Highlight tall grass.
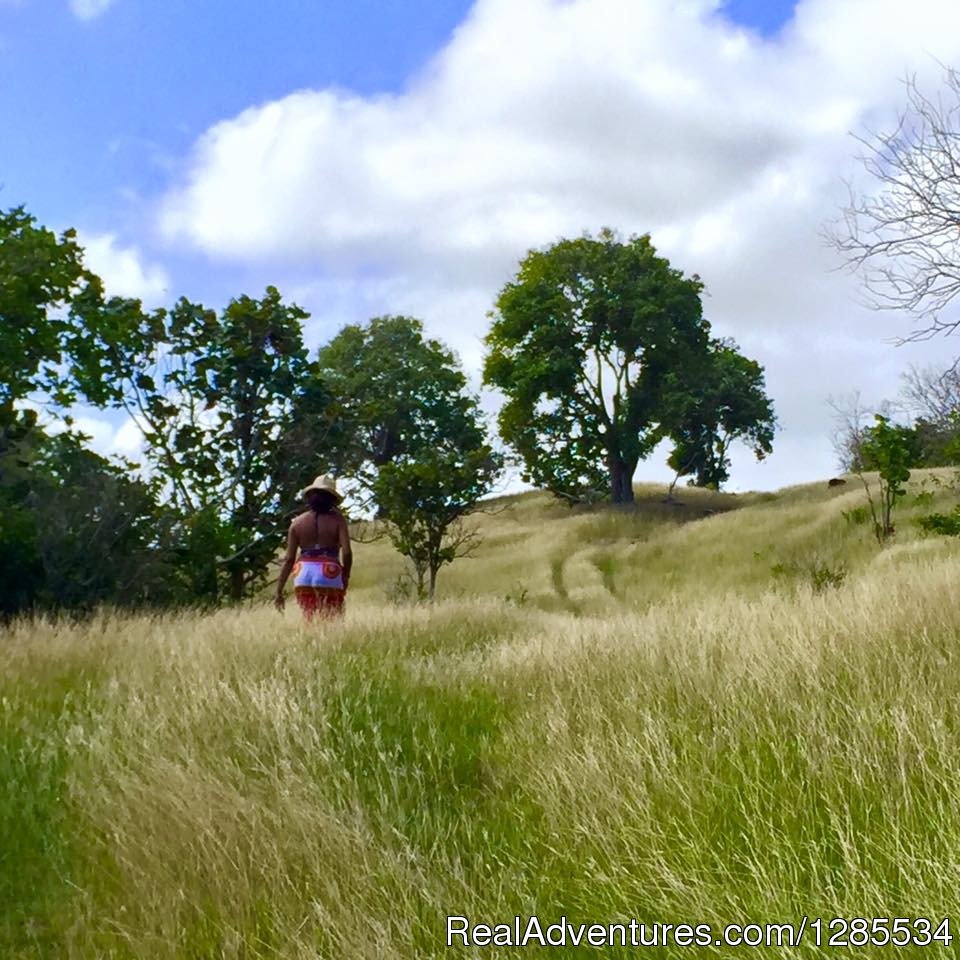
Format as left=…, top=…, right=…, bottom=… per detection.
left=4, top=475, right=960, bottom=957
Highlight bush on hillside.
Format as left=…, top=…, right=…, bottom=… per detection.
left=917, top=506, right=960, bottom=537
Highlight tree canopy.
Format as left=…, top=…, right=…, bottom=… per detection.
left=484, top=230, right=773, bottom=503
left=666, top=338, right=776, bottom=492
left=2, top=202, right=787, bottom=614
left=0, top=206, right=88, bottom=418
left=318, top=315, right=488, bottom=503
left=71, top=283, right=336, bottom=600
left=319, top=314, right=502, bottom=598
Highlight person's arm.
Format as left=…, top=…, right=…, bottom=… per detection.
left=274, top=523, right=298, bottom=610
left=338, top=513, right=353, bottom=589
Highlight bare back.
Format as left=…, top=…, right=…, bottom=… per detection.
left=290, top=509, right=345, bottom=552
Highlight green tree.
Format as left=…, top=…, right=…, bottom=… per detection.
left=858, top=415, right=918, bottom=542
left=317, top=315, right=486, bottom=507
left=373, top=445, right=501, bottom=601
left=483, top=230, right=711, bottom=504
left=0, top=426, right=177, bottom=617
left=897, top=365, right=960, bottom=466
left=319, top=316, right=503, bottom=598
left=71, top=285, right=335, bottom=601
left=0, top=206, right=88, bottom=418
left=665, top=338, right=776, bottom=494
left=907, top=414, right=960, bottom=467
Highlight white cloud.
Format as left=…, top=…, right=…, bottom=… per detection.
left=27, top=405, right=144, bottom=463
left=110, top=415, right=145, bottom=458
left=79, top=232, right=170, bottom=306
left=68, top=0, right=117, bottom=20
left=158, top=0, right=960, bottom=488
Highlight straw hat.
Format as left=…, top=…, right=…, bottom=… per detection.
left=299, top=475, right=343, bottom=502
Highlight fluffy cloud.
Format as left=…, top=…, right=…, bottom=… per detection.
left=158, top=0, right=960, bottom=488
left=68, top=0, right=117, bottom=20
left=79, top=232, right=170, bottom=306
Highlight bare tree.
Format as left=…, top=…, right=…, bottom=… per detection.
left=899, top=363, right=960, bottom=423
left=828, top=392, right=872, bottom=472
left=827, top=65, right=960, bottom=342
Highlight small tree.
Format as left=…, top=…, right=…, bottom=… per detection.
left=857, top=415, right=918, bottom=542
left=665, top=337, right=776, bottom=494
left=372, top=448, right=501, bottom=601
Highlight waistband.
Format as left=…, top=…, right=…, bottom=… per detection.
left=301, top=547, right=339, bottom=559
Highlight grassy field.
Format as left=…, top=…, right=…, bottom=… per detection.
left=5, top=472, right=960, bottom=957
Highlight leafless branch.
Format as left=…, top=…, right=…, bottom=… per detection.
left=898, top=362, right=960, bottom=423
left=349, top=518, right=389, bottom=544
left=827, top=391, right=872, bottom=472
left=825, top=64, right=960, bottom=341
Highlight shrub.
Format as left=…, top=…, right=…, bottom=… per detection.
left=917, top=507, right=960, bottom=537
left=808, top=560, right=847, bottom=593
left=841, top=505, right=870, bottom=526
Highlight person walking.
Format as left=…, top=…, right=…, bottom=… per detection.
left=275, top=475, right=352, bottom=619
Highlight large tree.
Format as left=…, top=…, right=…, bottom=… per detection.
left=319, top=314, right=502, bottom=595
left=484, top=230, right=712, bottom=503
left=317, top=315, right=486, bottom=508
left=665, top=338, right=776, bottom=492
left=828, top=66, right=960, bottom=341
left=70, top=285, right=335, bottom=600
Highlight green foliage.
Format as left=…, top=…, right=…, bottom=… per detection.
left=71, top=285, right=335, bottom=601
left=911, top=413, right=960, bottom=466
left=770, top=556, right=846, bottom=593
left=373, top=445, right=502, bottom=600
left=319, top=314, right=503, bottom=600
left=318, top=316, right=480, bottom=500
left=769, top=560, right=796, bottom=580
left=666, top=337, right=776, bottom=491
left=858, top=414, right=915, bottom=542
left=841, top=505, right=870, bottom=526
left=0, top=207, right=88, bottom=414
left=917, top=506, right=960, bottom=536
left=807, top=559, right=847, bottom=593
left=484, top=229, right=711, bottom=504
left=0, top=425, right=179, bottom=616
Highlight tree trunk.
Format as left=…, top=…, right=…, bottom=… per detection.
left=666, top=471, right=681, bottom=501
left=608, top=456, right=635, bottom=504
left=428, top=565, right=438, bottom=601
left=229, top=566, right=244, bottom=602
left=414, top=564, right=428, bottom=602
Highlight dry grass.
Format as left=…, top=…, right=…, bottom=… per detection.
left=4, top=472, right=960, bottom=957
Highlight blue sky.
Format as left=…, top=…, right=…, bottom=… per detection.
left=1, top=0, right=478, bottom=229
left=1, top=0, right=794, bottom=244
left=5, top=0, right=958, bottom=490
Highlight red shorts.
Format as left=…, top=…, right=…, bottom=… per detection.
left=295, top=586, right=345, bottom=620
left=292, top=555, right=345, bottom=621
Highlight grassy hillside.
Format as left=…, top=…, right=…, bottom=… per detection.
left=4, top=472, right=960, bottom=958
left=351, top=471, right=960, bottom=612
